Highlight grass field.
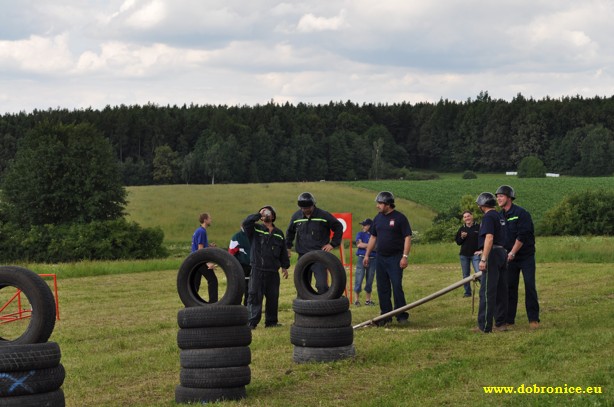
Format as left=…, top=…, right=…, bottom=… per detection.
left=43, top=261, right=612, bottom=406
left=5, top=178, right=613, bottom=406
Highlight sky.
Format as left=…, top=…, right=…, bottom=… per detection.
left=1, top=0, right=613, bottom=114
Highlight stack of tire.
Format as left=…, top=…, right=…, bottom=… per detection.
left=175, top=248, right=251, bottom=404
left=0, top=266, right=65, bottom=407
left=290, top=252, right=355, bottom=363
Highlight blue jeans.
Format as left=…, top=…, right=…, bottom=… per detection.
left=375, top=254, right=408, bottom=322
left=459, top=254, right=480, bottom=295
left=354, top=255, right=376, bottom=294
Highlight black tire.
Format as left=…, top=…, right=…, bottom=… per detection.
left=180, top=366, right=251, bottom=388
left=290, top=325, right=353, bottom=347
left=177, top=326, right=252, bottom=350
left=180, top=347, right=251, bottom=368
left=0, top=266, right=56, bottom=345
left=175, top=385, right=246, bottom=403
left=177, top=305, right=248, bottom=328
left=0, top=342, right=61, bottom=371
left=293, top=344, right=356, bottom=363
left=177, top=248, right=245, bottom=307
left=294, top=251, right=347, bottom=300
left=0, top=364, right=65, bottom=397
left=294, top=310, right=352, bottom=328
left=292, top=297, right=349, bottom=316
left=0, top=388, right=64, bottom=407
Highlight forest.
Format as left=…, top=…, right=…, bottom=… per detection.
left=1, top=91, right=613, bottom=185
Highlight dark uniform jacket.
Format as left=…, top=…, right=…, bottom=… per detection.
left=243, top=213, right=290, bottom=273
left=285, top=207, right=343, bottom=255
left=501, top=204, right=535, bottom=259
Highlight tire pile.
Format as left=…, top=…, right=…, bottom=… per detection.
left=0, top=266, right=64, bottom=407
left=291, top=251, right=355, bottom=363
left=175, top=248, right=251, bottom=404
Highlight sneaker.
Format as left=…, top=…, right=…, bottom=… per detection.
left=529, top=321, right=540, bottom=329
left=365, top=300, right=376, bottom=306
left=471, top=326, right=484, bottom=333
left=493, top=325, right=508, bottom=332
left=354, top=300, right=361, bottom=306
left=463, top=293, right=472, bottom=298
left=397, top=318, right=409, bottom=325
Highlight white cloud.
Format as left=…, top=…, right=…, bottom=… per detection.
left=1, top=0, right=614, bottom=113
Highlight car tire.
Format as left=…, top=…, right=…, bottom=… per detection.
left=294, top=310, right=352, bottom=328
left=0, top=342, right=61, bottom=371
left=293, top=251, right=347, bottom=300
left=177, top=326, right=252, bottom=350
left=180, top=347, right=251, bottom=369
left=177, top=248, right=245, bottom=307
left=291, top=297, right=349, bottom=316
left=177, top=305, right=248, bottom=329
left=290, top=325, right=353, bottom=348
left=0, top=266, right=56, bottom=345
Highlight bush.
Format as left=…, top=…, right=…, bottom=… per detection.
left=462, top=170, right=477, bottom=179
left=0, top=219, right=167, bottom=263
left=518, top=156, right=546, bottom=178
left=538, top=189, right=614, bottom=236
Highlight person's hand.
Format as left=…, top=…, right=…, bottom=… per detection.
left=287, top=249, right=292, bottom=259
left=400, top=256, right=409, bottom=269
left=281, top=268, right=289, bottom=279
left=322, top=244, right=333, bottom=252
left=479, top=260, right=487, bottom=272
left=460, top=231, right=467, bottom=239
left=363, top=257, right=370, bottom=267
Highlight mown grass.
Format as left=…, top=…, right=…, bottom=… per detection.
left=124, top=182, right=436, bottom=250
left=46, top=260, right=612, bottom=407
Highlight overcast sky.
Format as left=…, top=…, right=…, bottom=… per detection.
left=1, top=0, right=613, bottom=114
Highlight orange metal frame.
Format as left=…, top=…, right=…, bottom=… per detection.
left=0, top=273, right=60, bottom=324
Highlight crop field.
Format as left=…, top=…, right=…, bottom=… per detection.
left=349, top=175, right=614, bottom=224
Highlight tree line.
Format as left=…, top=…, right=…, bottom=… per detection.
left=1, top=91, right=613, bottom=185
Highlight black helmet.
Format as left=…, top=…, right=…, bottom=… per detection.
left=375, top=191, right=395, bottom=208
left=297, top=192, right=316, bottom=208
left=260, top=205, right=277, bottom=222
left=495, top=185, right=516, bottom=200
left=476, top=192, right=496, bottom=208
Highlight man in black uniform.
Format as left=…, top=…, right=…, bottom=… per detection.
left=242, top=206, right=290, bottom=329
left=285, top=192, right=343, bottom=294
left=496, top=185, right=540, bottom=329
left=474, top=192, right=508, bottom=333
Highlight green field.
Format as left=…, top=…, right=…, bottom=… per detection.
left=350, top=174, right=614, bottom=224
left=6, top=178, right=614, bottom=406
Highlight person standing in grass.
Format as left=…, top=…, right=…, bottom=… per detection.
left=243, top=205, right=289, bottom=329
left=474, top=192, right=508, bottom=333
left=455, top=210, right=481, bottom=297
left=354, top=218, right=377, bottom=307
left=228, top=226, right=251, bottom=306
left=496, top=185, right=540, bottom=329
left=363, top=191, right=412, bottom=326
left=285, top=192, right=343, bottom=294
left=191, top=212, right=218, bottom=303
